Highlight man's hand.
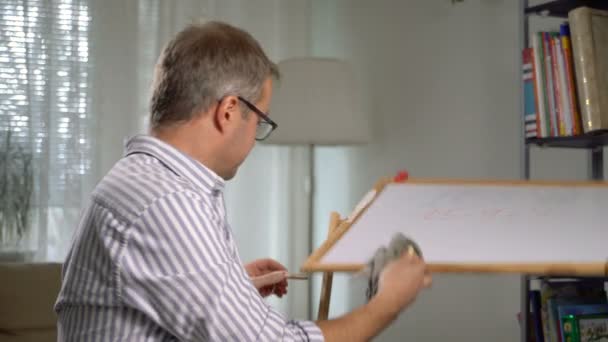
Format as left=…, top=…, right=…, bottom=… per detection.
left=245, top=258, right=288, bottom=298
left=376, top=251, right=432, bottom=315
left=316, top=251, right=432, bottom=341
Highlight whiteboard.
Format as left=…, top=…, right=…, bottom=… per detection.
left=306, top=181, right=608, bottom=275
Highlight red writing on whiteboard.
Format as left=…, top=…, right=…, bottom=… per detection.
left=422, top=208, right=550, bottom=221
left=423, top=208, right=471, bottom=220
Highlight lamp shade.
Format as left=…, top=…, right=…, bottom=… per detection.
left=265, top=57, right=371, bottom=145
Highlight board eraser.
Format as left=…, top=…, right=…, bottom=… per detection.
left=364, top=233, right=422, bottom=300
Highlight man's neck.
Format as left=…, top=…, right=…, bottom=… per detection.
left=151, top=125, right=224, bottom=179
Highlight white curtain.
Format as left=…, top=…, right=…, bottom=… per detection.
left=0, top=0, right=95, bottom=261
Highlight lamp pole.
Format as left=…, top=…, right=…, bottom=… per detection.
left=307, top=144, right=315, bottom=320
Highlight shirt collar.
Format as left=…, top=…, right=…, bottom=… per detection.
left=124, top=135, right=225, bottom=196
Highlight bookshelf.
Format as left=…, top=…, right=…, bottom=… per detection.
left=526, top=130, right=608, bottom=149
left=525, top=131, right=608, bottom=180
left=521, top=1, right=608, bottom=341
left=525, top=0, right=608, bottom=18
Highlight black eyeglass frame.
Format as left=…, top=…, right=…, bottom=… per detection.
left=237, top=96, right=278, bottom=141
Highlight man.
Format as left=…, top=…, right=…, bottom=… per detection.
left=55, top=21, right=432, bottom=341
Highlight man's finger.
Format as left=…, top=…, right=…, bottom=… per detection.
left=251, top=270, right=287, bottom=289
left=265, top=259, right=287, bottom=270
left=423, top=275, right=433, bottom=288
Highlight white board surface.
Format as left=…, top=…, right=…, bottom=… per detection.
left=321, top=183, right=608, bottom=265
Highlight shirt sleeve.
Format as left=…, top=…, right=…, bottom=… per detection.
left=119, top=190, right=324, bottom=341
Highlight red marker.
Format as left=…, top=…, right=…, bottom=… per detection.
left=394, top=170, right=408, bottom=183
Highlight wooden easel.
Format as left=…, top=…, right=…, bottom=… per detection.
left=317, top=211, right=344, bottom=320
left=316, top=175, right=405, bottom=320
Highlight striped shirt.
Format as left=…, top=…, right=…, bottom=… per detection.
left=54, top=135, right=324, bottom=341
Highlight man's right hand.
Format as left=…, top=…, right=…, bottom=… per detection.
left=316, top=251, right=432, bottom=341
left=375, top=251, right=432, bottom=316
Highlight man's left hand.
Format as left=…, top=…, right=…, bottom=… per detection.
left=245, top=258, right=288, bottom=298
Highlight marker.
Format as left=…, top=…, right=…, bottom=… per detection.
left=252, top=271, right=308, bottom=289
left=286, top=273, right=308, bottom=280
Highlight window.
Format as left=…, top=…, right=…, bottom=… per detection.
left=0, top=0, right=92, bottom=259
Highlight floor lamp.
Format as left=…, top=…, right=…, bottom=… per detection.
left=265, top=57, right=371, bottom=319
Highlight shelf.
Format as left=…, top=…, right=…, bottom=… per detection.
left=525, top=0, right=608, bottom=18
left=526, top=130, right=608, bottom=149
left=529, top=275, right=608, bottom=281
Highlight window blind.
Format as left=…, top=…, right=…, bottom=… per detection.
left=0, top=0, right=92, bottom=208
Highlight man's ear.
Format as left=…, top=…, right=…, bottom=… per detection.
left=214, top=96, right=240, bottom=133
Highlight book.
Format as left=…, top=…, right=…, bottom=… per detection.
left=578, top=314, right=608, bottom=342
left=532, top=32, right=549, bottom=137
left=558, top=304, right=608, bottom=342
left=559, top=23, right=582, bottom=136
left=543, top=31, right=559, bottom=136
left=550, top=32, right=566, bottom=136
left=523, top=48, right=539, bottom=138
left=540, top=279, right=607, bottom=341
left=568, top=7, right=608, bottom=133
left=554, top=34, right=572, bottom=135
left=531, top=290, right=546, bottom=342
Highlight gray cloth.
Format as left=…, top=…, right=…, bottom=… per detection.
left=365, top=233, right=422, bottom=300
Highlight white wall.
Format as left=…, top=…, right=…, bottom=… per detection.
left=90, top=0, right=141, bottom=180
left=309, top=0, right=605, bottom=341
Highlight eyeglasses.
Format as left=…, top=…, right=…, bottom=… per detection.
left=237, top=96, right=278, bottom=141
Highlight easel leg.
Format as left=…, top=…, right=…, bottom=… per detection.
left=317, top=269, right=334, bottom=320
left=317, top=212, right=341, bottom=320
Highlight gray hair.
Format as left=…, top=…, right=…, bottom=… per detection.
left=150, top=21, right=279, bottom=129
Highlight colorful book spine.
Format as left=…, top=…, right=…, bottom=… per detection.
left=532, top=32, right=549, bottom=137
left=560, top=23, right=582, bottom=136
left=555, top=35, right=573, bottom=136
left=523, top=48, right=538, bottom=138
left=561, top=313, right=579, bottom=342
left=543, top=32, right=558, bottom=136
left=531, top=290, right=546, bottom=342
left=550, top=33, right=566, bottom=136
